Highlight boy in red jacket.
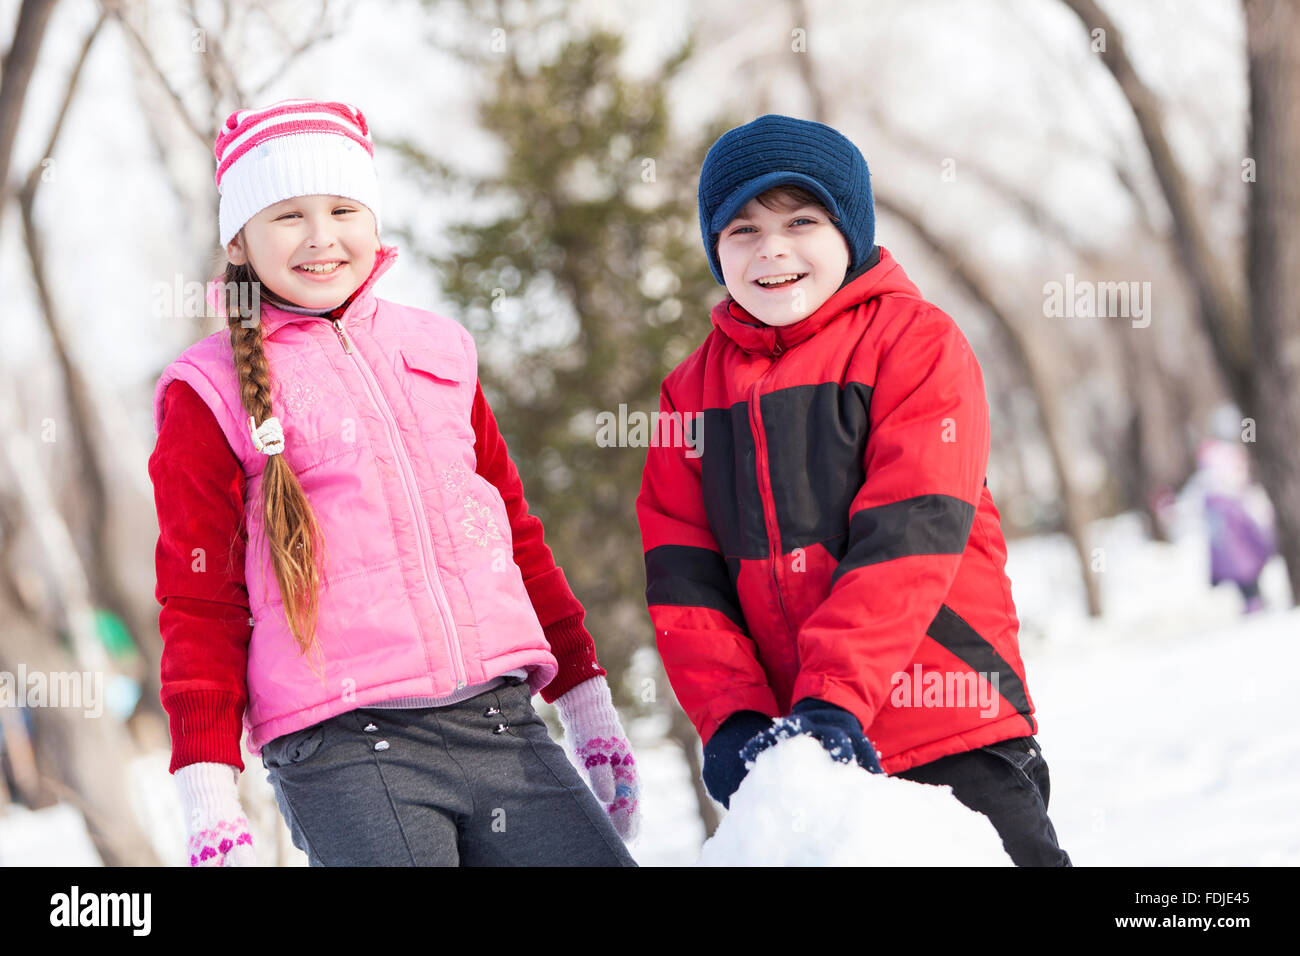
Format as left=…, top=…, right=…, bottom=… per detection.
left=636, top=114, right=1070, bottom=866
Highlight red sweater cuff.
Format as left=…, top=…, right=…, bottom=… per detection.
left=164, top=689, right=247, bottom=774
left=540, top=613, right=606, bottom=703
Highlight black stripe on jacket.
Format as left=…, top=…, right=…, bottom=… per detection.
left=927, top=603, right=1036, bottom=733
left=830, top=494, right=976, bottom=587
left=699, top=403, right=768, bottom=559
left=644, top=544, right=747, bottom=629
left=760, top=382, right=873, bottom=556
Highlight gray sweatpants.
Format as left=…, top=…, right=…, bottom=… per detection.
left=260, top=677, right=637, bottom=866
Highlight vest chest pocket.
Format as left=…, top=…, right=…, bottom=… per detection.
left=399, top=344, right=470, bottom=413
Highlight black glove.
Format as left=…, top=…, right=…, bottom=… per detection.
left=740, top=697, right=883, bottom=773
left=701, top=710, right=774, bottom=809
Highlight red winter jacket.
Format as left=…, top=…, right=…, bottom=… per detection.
left=636, top=246, right=1037, bottom=774
left=151, top=377, right=603, bottom=774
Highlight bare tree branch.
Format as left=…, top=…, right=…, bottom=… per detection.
left=100, top=0, right=211, bottom=150
left=1058, top=0, right=1252, bottom=409
left=877, top=193, right=1103, bottom=615
left=248, top=0, right=341, bottom=100
left=16, top=11, right=164, bottom=720
left=28, top=10, right=105, bottom=185
left=0, top=0, right=59, bottom=210
left=185, top=0, right=230, bottom=123
left=784, top=0, right=1103, bottom=615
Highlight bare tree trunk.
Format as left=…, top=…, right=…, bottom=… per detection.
left=18, top=187, right=166, bottom=722
left=1060, top=0, right=1299, bottom=604
left=1104, top=320, right=1171, bottom=542
left=0, top=612, right=161, bottom=865
left=0, top=388, right=160, bottom=865
left=0, top=386, right=108, bottom=681
left=0, top=0, right=59, bottom=207
left=0, top=701, right=38, bottom=805
left=1244, top=0, right=1300, bottom=605
left=14, top=11, right=167, bottom=726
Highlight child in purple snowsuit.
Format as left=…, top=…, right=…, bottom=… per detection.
left=1198, top=439, right=1275, bottom=613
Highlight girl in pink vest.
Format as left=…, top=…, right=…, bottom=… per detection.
left=149, top=99, right=638, bottom=866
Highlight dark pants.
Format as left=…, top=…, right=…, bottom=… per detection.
left=894, top=735, right=1072, bottom=866
left=260, top=677, right=637, bottom=866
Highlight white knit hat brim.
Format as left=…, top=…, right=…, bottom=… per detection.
left=218, top=131, right=381, bottom=247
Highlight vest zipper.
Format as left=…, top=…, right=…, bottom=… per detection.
left=334, top=321, right=355, bottom=353
left=332, top=316, right=468, bottom=690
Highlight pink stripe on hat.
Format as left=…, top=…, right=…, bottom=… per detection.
left=214, top=100, right=372, bottom=187
left=216, top=120, right=374, bottom=185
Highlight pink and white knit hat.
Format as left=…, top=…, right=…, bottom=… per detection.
left=214, top=98, right=382, bottom=247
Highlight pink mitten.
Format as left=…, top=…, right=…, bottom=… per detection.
left=554, top=676, right=640, bottom=841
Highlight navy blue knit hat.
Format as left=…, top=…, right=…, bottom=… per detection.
left=698, top=114, right=875, bottom=285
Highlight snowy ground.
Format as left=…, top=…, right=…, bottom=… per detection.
left=3, top=491, right=1296, bottom=865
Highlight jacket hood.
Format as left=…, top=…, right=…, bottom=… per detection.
left=204, top=243, right=400, bottom=337
left=709, top=245, right=922, bottom=356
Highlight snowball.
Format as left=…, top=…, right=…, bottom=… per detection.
left=697, top=735, right=1011, bottom=866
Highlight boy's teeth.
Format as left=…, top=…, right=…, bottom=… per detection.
left=756, top=273, right=803, bottom=286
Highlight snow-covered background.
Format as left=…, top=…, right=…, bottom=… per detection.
left=4, top=479, right=1294, bottom=866
left=0, top=0, right=1292, bottom=867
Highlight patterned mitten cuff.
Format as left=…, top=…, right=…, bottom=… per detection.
left=175, top=762, right=256, bottom=867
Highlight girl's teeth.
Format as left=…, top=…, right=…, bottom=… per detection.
left=299, top=262, right=342, bottom=273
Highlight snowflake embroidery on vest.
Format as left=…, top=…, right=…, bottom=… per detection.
left=281, top=381, right=321, bottom=416
left=460, top=496, right=503, bottom=547
left=439, top=460, right=473, bottom=495
left=438, top=461, right=503, bottom=547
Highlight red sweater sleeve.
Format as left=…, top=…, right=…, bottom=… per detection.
left=149, top=380, right=251, bottom=774
left=470, top=380, right=606, bottom=701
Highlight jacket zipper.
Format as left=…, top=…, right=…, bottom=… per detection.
left=332, top=317, right=468, bottom=690
left=748, top=339, right=796, bottom=641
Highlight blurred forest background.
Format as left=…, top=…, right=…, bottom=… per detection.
left=0, top=0, right=1296, bottom=865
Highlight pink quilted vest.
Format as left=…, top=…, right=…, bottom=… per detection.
left=152, top=245, right=558, bottom=754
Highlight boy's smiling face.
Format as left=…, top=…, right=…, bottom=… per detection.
left=716, top=192, right=850, bottom=327
left=225, top=194, right=380, bottom=310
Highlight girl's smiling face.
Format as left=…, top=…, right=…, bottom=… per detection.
left=225, top=194, right=380, bottom=310
left=716, top=195, right=849, bottom=327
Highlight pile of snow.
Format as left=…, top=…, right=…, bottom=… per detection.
left=697, top=736, right=1011, bottom=866
left=0, top=803, right=101, bottom=866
